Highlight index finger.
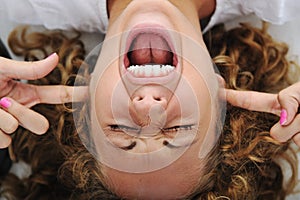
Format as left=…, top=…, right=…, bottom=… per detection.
left=225, top=89, right=281, bottom=116
left=0, top=53, right=58, bottom=80
left=35, top=85, right=88, bottom=105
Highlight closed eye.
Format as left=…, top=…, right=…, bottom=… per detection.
left=109, top=124, right=140, bottom=132
left=107, top=125, right=138, bottom=150
left=108, top=124, right=196, bottom=150
left=162, top=124, right=194, bottom=133
left=162, top=124, right=197, bottom=148
left=109, top=124, right=195, bottom=134
left=110, top=124, right=194, bottom=133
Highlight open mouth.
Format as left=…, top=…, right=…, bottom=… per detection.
left=124, top=25, right=179, bottom=78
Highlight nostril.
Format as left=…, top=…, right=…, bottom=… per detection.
left=134, top=96, right=162, bottom=101
left=133, top=95, right=166, bottom=104
left=133, top=96, right=144, bottom=101
left=154, top=97, right=162, bottom=101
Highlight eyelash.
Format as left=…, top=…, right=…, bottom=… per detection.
left=109, top=124, right=139, bottom=132
left=162, top=125, right=194, bottom=133
left=108, top=124, right=195, bottom=150
left=109, top=124, right=194, bottom=133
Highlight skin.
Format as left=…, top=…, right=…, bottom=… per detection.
left=87, top=0, right=220, bottom=199
left=226, top=83, right=300, bottom=146
left=0, top=0, right=216, bottom=149
left=107, top=0, right=216, bottom=25
left=1, top=0, right=299, bottom=199
left=0, top=54, right=88, bottom=148
left=89, top=1, right=300, bottom=198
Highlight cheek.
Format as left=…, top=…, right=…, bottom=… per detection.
left=93, top=62, right=123, bottom=124
left=180, top=61, right=215, bottom=149
left=194, top=79, right=213, bottom=150
left=196, top=81, right=212, bottom=123
left=178, top=62, right=212, bottom=124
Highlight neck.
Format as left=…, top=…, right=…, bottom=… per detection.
left=107, top=0, right=216, bottom=21
left=192, top=0, right=216, bottom=19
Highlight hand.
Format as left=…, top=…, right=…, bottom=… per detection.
left=225, top=82, right=300, bottom=147
left=0, top=53, right=88, bottom=148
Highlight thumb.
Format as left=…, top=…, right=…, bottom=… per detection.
left=225, top=89, right=281, bottom=116
left=0, top=53, right=59, bottom=80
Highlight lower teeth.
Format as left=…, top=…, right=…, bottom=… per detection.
left=127, top=64, right=175, bottom=77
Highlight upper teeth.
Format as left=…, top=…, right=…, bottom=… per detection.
left=127, top=64, right=175, bottom=77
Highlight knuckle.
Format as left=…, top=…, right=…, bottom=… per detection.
left=293, top=134, right=300, bottom=147
left=278, top=91, right=298, bottom=109
left=4, top=119, right=19, bottom=134
left=270, top=128, right=279, bottom=141
left=277, top=91, right=287, bottom=103
left=241, top=100, right=250, bottom=110
left=0, top=131, right=12, bottom=148
left=240, top=92, right=252, bottom=109
left=271, top=114, right=300, bottom=143
left=278, top=89, right=297, bottom=103
left=270, top=125, right=285, bottom=143
left=294, top=114, right=300, bottom=122
left=278, top=90, right=286, bottom=97
left=60, top=87, right=71, bottom=103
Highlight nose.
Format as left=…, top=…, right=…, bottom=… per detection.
left=130, top=85, right=169, bottom=128
left=133, top=94, right=167, bottom=113
left=131, top=93, right=168, bottom=136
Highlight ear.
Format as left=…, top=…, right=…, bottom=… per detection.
left=215, top=73, right=226, bottom=101
left=215, top=73, right=225, bottom=88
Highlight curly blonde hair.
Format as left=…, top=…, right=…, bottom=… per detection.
left=0, top=23, right=298, bottom=200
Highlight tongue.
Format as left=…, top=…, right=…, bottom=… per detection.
left=128, top=33, right=173, bottom=66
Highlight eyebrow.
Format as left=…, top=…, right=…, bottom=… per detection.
left=119, top=140, right=176, bottom=151
left=163, top=136, right=199, bottom=149
left=163, top=140, right=178, bottom=148
left=163, top=140, right=187, bottom=149
left=120, top=141, right=137, bottom=150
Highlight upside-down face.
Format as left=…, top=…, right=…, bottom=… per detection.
left=83, top=0, right=223, bottom=199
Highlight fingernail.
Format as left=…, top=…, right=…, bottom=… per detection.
left=280, top=109, right=287, bottom=126
left=47, top=52, right=57, bottom=59
left=0, top=98, right=12, bottom=109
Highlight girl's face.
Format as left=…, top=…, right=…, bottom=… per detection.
left=84, top=0, right=223, bottom=199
